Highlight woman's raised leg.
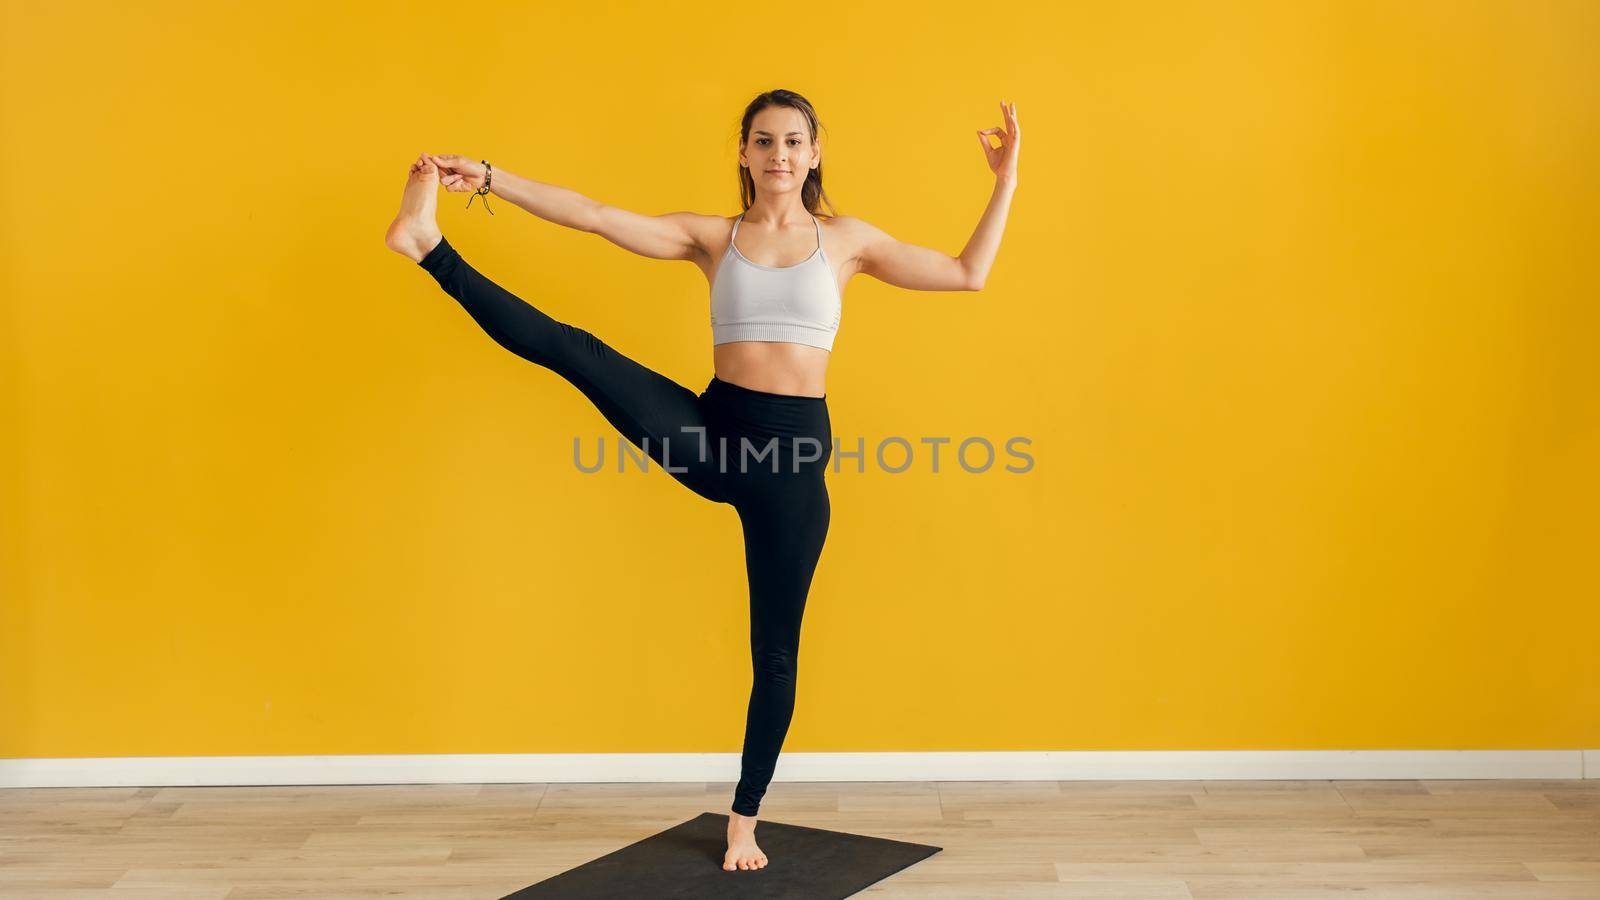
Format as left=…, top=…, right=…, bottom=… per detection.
left=386, top=155, right=725, bottom=503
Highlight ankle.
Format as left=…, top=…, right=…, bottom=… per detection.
left=414, top=232, right=443, bottom=262
left=385, top=227, right=441, bottom=264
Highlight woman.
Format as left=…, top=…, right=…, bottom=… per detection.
left=384, top=89, right=1020, bottom=873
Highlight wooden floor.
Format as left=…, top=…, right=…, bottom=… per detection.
left=3, top=779, right=1598, bottom=898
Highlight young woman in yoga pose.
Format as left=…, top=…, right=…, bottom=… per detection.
left=384, top=89, right=1019, bottom=873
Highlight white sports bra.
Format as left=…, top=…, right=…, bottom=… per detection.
left=710, top=212, right=842, bottom=351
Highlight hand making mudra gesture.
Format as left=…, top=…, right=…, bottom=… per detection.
left=977, top=100, right=1021, bottom=181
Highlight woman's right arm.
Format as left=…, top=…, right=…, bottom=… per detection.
left=430, top=154, right=710, bottom=263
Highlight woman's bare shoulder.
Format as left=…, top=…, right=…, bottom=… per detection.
left=678, top=212, right=739, bottom=248
left=816, top=214, right=881, bottom=263
left=821, top=213, right=876, bottom=232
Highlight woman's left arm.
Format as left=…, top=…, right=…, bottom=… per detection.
left=855, top=100, right=1020, bottom=292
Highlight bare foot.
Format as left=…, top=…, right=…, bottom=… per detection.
left=384, top=153, right=444, bottom=263
left=724, top=812, right=768, bottom=871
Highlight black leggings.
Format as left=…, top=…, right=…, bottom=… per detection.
left=417, top=236, right=831, bottom=818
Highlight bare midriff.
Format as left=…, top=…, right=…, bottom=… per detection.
left=713, top=341, right=830, bottom=398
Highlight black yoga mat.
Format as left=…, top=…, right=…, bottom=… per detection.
left=501, top=811, right=942, bottom=899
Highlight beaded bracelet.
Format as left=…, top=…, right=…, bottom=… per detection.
left=466, top=159, right=495, bottom=214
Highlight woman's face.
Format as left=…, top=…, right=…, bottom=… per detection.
left=741, top=106, right=818, bottom=195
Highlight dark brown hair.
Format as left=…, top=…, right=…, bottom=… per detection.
left=736, top=89, right=840, bottom=218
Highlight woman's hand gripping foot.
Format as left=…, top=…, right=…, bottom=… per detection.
left=384, top=153, right=445, bottom=263
left=724, top=811, right=769, bottom=871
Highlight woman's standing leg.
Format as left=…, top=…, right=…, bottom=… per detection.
left=729, top=471, right=832, bottom=817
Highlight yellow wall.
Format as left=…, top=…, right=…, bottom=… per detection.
left=2, top=0, right=1595, bottom=758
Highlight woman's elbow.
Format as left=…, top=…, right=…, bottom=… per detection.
left=958, top=259, right=988, bottom=292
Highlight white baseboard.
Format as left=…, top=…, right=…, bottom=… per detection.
left=1, top=750, right=1593, bottom=789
